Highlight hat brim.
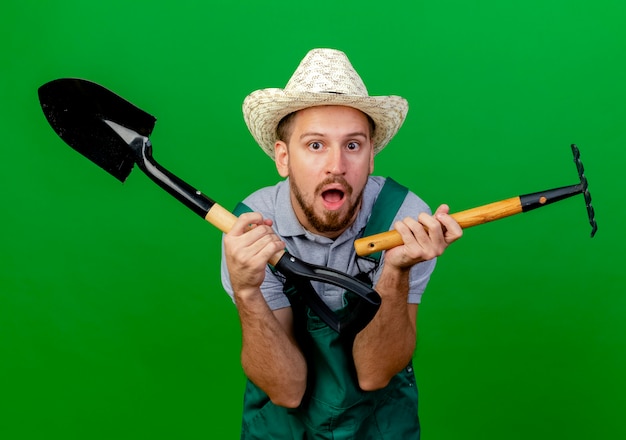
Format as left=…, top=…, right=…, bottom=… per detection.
left=243, top=89, right=408, bottom=159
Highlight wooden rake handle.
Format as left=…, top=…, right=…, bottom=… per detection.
left=354, top=197, right=523, bottom=256
left=354, top=183, right=586, bottom=257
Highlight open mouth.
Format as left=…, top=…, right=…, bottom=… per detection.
left=321, top=188, right=346, bottom=210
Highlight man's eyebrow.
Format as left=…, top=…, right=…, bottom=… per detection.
left=345, top=131, right=369, bottom=139
left=299, top=132, right=326, bottom=139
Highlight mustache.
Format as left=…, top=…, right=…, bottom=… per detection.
left=315, top=176, right=353, bottom=197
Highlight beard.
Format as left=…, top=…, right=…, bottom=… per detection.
left=290, top=174, right=364, bottom=235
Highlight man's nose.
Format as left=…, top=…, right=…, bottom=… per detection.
left=326, top=147, right=346, bottom=175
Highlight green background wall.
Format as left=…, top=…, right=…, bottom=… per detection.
left=1, top=1, right=624, bottom=438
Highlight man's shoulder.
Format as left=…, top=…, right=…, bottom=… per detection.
left=241, top=180, right=288, bottom=213
left=368, top=176, right=431, bottom=216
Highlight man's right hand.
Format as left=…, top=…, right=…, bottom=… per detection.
left=223, top=212, right=285, bottom=298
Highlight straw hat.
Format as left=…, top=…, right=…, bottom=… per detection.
left=242, top=48, right=409, bottom=159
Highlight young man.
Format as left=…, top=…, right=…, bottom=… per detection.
left=221, top=48, right=462, bottom=438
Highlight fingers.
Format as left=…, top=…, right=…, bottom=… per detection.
left=229, top=212, right=273, bottom=235
left=393, top=218, right=438, bottom=263
left=388, top=204, right=463, bottom=268
left=433, top=204, right=463, bottom=244
left=229, top=213, right=277, bottom=249
left=416, top=204, right=462, bottom=246
left=228, top=213, right=284, bottom=258
left=224, top=213, right=285, bottom=293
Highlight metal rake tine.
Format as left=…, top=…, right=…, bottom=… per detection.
left=571, top=144, right=598, bottom=237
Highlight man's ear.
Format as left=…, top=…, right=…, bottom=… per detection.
left=275, top=141, right=289, bottom=177
left=369, top=144, right=375, bottom=175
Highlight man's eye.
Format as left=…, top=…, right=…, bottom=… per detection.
left=347, top=142, right=360, bottom=151
left=309, top=142, right=323, bottom=150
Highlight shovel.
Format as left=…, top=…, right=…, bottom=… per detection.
left=38, top=78, right=380, bottom=335
left=355, top=144, right=597, bottom=257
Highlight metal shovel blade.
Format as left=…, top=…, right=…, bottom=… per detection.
left=37, top=77, right=381, bottom=335
left=37, top=78, right=157, bottom=182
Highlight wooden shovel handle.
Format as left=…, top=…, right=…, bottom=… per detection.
left=204, top=203, right=283, bottom=266
left=204, top=203, right=238, bottom=234
left=354, top=197, right=524, bottom=257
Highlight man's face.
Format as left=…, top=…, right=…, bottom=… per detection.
left=274, top=105, right=375, bottom=238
